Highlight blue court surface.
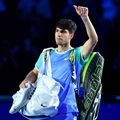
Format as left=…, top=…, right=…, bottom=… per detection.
left=0, top=96, right=120, bottom=120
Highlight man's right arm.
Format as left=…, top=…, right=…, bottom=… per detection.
left=19, top=67, right=38, bottom=88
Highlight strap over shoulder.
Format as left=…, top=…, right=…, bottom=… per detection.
left=43, top=47, right=55, bottom=63
left=43, top=47, right=55, bottom=52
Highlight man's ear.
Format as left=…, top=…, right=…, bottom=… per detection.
left=70, top=33, right=74, bottom=39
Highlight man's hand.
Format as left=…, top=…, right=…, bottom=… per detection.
left=73, top=5, right=88, bottom=18
left=19, top=80, right=29, bottom=88
left=19, top=69, right=37, bottom=89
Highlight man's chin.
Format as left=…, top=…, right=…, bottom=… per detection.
left=56, top=42, right=62, bottom=45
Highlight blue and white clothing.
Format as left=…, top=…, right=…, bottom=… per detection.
left=35, top=46, right=89, bottom=118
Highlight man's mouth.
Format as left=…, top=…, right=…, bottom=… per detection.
left=57, top=38, right=62, bottom=41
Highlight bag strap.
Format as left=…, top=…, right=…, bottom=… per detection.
left=69, top=49, right=77, bottom=80
left=44, top=48, right=54, bottom=63
left=43, top=48, right=54, bottom=77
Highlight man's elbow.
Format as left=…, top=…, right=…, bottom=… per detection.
left=92, top=35, right=98, bottom=45
left=95, top=35, right=98, bottom=43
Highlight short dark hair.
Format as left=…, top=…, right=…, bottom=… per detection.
left=55, top=19, right=77, bottom=33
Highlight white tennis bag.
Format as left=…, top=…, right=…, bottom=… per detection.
left=20, top=74, right=62, bottom=118
left=20, top=49, right=63, bottom=118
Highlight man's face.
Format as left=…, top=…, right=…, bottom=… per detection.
left=55, top=27, right=73, bottom=46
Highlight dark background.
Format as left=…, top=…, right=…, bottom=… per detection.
left=0, top=0, right=120, bottom=103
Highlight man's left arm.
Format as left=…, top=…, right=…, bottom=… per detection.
left=74, top=5, right=98, bottom=59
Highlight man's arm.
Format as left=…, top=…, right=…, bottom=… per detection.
left=74, top=5, right=98, bottom=59
left=19, top=67, right=38, bottom=88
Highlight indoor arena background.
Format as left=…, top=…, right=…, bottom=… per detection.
left=0, top=0, right=120, bottom=119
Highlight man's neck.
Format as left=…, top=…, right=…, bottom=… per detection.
left=57, top=45, right=72, bottom=52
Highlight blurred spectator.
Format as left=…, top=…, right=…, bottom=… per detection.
left=0, top=40, right=20, bottom=94
left=0, top=0, right=6, bottom=12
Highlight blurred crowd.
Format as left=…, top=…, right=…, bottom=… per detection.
left=0, top=0, right=120, bottom=100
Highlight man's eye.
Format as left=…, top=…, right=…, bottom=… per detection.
left=55, top=29, right=67, bottom=33
left=61, top=30, right=67, bottom=33
left=55, top=29, right=59, bottom=32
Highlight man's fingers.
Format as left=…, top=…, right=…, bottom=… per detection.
left=73, top=5, right=77, bottom=8
left=73, top=5, right=78, bottom=11
left=73, top=5, right=82, bottom=13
